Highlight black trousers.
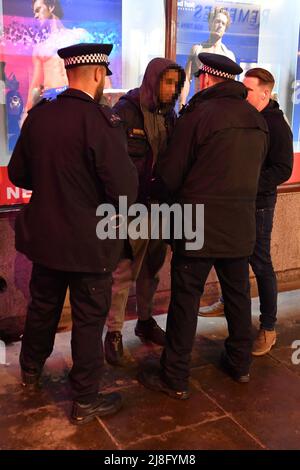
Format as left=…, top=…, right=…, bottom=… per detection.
left=20, top=263, right=112, bottom=403
left=161, top=254, right=252, bottom=390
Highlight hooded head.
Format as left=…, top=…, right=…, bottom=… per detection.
left=140, top=58, right=185, bottom=112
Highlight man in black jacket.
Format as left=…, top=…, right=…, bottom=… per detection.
left=138, top=53, right=269, bottom=397
left=104, top=59, right=185, bottom=366
left=200, top=68, right=294, bottom=356
left=243, top=68, right=294, bottom=355
left=8, top=43, right=138, bottom=424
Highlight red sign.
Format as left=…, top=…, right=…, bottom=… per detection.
left=1, top=153, right=299, bottom=208
left=0, top=166, right=31, bottom=206
left=288, top=152, right=300, bottom=184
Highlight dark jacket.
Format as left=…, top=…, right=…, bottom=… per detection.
left=112, top=58, right=185, bottom=204
left=256, top=99, right=294, bottom=208
left=158, top=80, right=269, bottom=258
left=8, top=88, right=138, bottom=273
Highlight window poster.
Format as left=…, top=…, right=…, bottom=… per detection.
left=0, top=0, right=122, bottom=206
left=291, top=28, right=300, bottom=183
left=177, top=1, right=260, bottom=102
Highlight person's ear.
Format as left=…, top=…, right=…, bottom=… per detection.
left=199, top=73, right=208, bottom=90
left=198, top=74, right=204, bottom=90
left=95, top=66, right=106, bottom=83
left=49, top=5, right=55, bottom=15
left=205, top=73, right=211, bottom=88
left=95, top=67, right=100, bottom=83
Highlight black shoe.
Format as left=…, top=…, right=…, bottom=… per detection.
left=21, top=367, right=42, bottom=391
left=71, top=392, right=122, bottom=425
left=220, top=352, right=250, bottom=383
left=137, top=370, right=190, bottom=400
left=104, top=331, right=124, bottom=366
left=135, top=318, right=165, bottom=346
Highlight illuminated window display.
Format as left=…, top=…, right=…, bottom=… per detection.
left=0, top=0, right=300, bottom=208
left=177, top=0, right=300, bottom=184
left=0, top=0, right=165, bottom=205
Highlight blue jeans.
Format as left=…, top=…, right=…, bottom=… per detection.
left=249, top=207, right=277, bottom=331
left=220, top=208, right=277, bottom=330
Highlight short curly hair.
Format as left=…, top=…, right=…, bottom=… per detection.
left=32, top=0, right=64, bottom=19
left=208, top=7, right=231, bottom=31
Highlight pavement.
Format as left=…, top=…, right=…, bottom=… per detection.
left=0, top=289, right=300, bottom=450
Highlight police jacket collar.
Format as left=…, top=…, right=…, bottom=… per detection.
left=58, top=88, right=96, bottom=103
left=190, top=80, right=248, bottom=107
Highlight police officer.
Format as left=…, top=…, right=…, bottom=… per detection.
left=8, top=43, right=138, bottom=424
left=138, top=53, right=269, bottom=397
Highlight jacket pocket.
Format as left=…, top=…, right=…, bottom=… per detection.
left=127, top=128, right=150, bottom=157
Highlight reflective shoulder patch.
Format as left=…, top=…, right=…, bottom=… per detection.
left=98, top=104, right=122, bottom=127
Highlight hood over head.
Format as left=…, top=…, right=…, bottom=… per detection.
left=140, top=58, right=185, bottom=112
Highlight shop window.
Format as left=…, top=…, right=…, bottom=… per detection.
left=0, top=0, right=165, bottom=206
left=176, top=0, right=300, bottom=184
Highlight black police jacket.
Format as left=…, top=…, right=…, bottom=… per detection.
left=158, top=80, right=269, bottom=258
left=8, top=89, right=138, bottom=273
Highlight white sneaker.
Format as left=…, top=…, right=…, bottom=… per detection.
left=198, top=300, right=224, bottom=317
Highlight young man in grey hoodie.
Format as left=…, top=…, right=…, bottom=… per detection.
left=104, top=58, right=185, bottom=366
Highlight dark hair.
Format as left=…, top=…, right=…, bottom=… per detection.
left=208, top=7, right=231, bottom=31
left=245, top=68, right=275, bottom=90
left=32, top=0, right=64, bottom=19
